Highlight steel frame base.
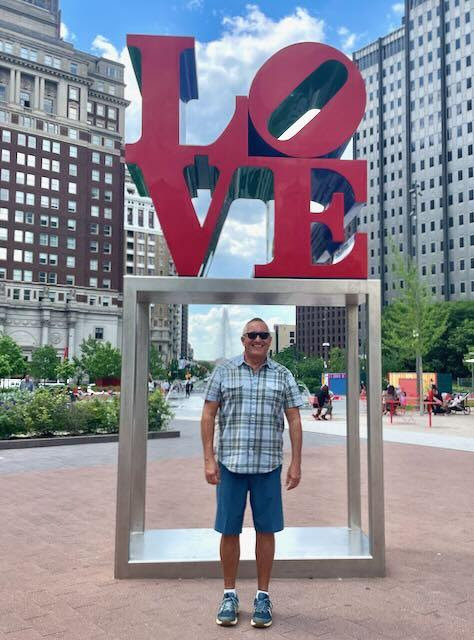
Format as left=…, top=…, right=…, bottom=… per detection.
left=115, top=277, right=385, bottom=579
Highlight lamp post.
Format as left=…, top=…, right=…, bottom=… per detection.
left=322, top=341, right=330, bottom=381
left=410, top=181, right=424, bottom=414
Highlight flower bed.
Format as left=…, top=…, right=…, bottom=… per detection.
left=0, top=387, right=173, bottom=440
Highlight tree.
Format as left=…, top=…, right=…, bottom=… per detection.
left=463, top=346, right=474, bottom=390
left=0, top=334, right=25, bottom=377
left=56, top=359, right=76, bottom=383
left=382, top=255, right=449, bottom=411
left=167, top=358, right=179, bottom=380
left=30, top=345, right=59, bottom=381
left=79, top=338, right=121, bottom=382
left=195, top=360, right=213, bottom=374
left=273, top=346, right=325, bottom=392
left=149, top=345, right=167, bottom=380
left=328, top=347, right=345, bottom=373
left=424, top=303, right=474, bottom=378
left=0, top=353, right=12, bottom=385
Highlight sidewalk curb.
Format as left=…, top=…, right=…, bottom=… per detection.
left=0, top=430, right=180, bottom=450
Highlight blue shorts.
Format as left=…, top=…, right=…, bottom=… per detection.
left=215, top=462, right=284, bottom=535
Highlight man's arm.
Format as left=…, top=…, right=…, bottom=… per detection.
left=284, top=406, right=302, bottom=490
left=201, top=399, right=220, bottom=484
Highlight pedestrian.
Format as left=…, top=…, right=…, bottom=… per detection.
left=185, top=380, right=191, bottom=398
left=19, top=374, right=34, bottom=392
left=312, top=384, right=330, bottom=420
left=201, top=317, right=303, bottom=628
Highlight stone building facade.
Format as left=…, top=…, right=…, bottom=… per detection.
left=0, top=0, right=127, bottom=359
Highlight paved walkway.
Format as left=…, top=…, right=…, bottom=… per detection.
left=0, top=405, right=473, bottom=639
left=174, top=394, right=474, bottom=452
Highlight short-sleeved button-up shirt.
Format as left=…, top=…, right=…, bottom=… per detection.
left=205, top=354, right=303, bottom=474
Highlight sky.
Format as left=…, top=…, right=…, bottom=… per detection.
left=59, top=0, right=405, bottom=360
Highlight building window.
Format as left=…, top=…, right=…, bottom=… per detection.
left=95, top=327, right=104, bottom=340
left=68, top=104, right=79, bottom=120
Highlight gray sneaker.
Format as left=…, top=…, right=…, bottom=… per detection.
left=216, top=592, right=239, bottom=626
left=251, top=593, right=273, bottom=628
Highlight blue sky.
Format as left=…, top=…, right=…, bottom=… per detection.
left=59, top=1, right=405, bottom=360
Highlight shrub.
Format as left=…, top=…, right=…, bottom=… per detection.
left=148, top=389, right=174, bottom=431
left=0, top=390, right=29, bottom=438
left=23, top=388, right=69, bottom=437
left=64, top=396, right=120, bottom=434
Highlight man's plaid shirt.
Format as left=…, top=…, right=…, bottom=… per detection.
left=204, top=354, right=303, bottom=474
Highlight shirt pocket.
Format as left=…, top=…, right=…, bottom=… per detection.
left=221, top=379, right=243, bottom=404
left=263, top=379, right=285, bottom=414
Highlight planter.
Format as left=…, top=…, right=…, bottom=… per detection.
left=0, top=430, right=180, bottom=450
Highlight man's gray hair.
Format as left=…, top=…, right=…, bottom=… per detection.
left=242, top=317, right=269, bottom=335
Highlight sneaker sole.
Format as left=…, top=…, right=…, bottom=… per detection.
left=216, top=617, right=238, bottom=626
left=251, top=619, right=272, bottom=628
left=216, top=607, right=239, bottom=626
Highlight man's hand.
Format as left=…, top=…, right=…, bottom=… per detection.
left=286, top=461, right=301, bottom=490
left=204, top=457, right=220, bottom=485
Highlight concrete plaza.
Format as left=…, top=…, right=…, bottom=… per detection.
left=0, top=397, right=473, bottom=639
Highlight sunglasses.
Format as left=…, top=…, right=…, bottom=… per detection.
left=244, top=331, right=270, bottom=340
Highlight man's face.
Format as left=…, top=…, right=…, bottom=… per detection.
left=241, top=320, right=272, bottom=360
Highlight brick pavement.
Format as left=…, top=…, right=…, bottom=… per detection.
left=0, top=423, right=473, bottom=639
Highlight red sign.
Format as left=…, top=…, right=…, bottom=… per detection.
left=126, top=36, right=367, bottom=278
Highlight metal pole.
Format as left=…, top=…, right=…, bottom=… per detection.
left=115, top=279, right=139, bottom=578
left=366, top=281, right=385, bottom=575
left=345, top=301, right=361, bottom=530
left=130, top=301, right=150, bottom=534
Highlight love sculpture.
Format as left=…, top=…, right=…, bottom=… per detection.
left=126, top=36, right=368, bottom=278
left=115, top=36, right=385, bottom=580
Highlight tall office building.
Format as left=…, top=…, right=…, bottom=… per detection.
left=0, top=0, right=127, bottom=359
left=352, top=0, right=473, bottom=303
left=298, top=0, right=473, bottom=356
left=296, top=307, right=346, bottom=358
left=124, top=172, right=189, bottom=361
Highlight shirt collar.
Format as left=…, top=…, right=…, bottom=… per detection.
left=235, top=353, right=275, bottom=369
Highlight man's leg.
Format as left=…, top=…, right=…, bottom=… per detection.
left=220, top=534, right=240, bottom=588
left=255, top=532, right=275, bottom=591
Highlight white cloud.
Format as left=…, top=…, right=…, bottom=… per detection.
left=337, top=25, right=362, bottom=53
left=186, top=0, right=203, bottom=8
left=217, top=213, right=266, bottom=258
left=60, top=21, right=76, bottom=42
left=392, top=3, right=404, bottom=15
left=190, top=304, right=295, bottom=360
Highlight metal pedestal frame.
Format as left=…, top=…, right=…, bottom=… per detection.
left=115, top=277, right=385, bottom=579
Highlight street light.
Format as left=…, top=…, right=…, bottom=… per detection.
left=322, top=341, right=330, bottom=370
left=409, top=181, right=424, bottom=414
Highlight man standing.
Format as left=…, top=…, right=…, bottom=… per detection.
left=19, top=374, right=34, bottom=392
left=201, top=317, right=303, bottom=628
